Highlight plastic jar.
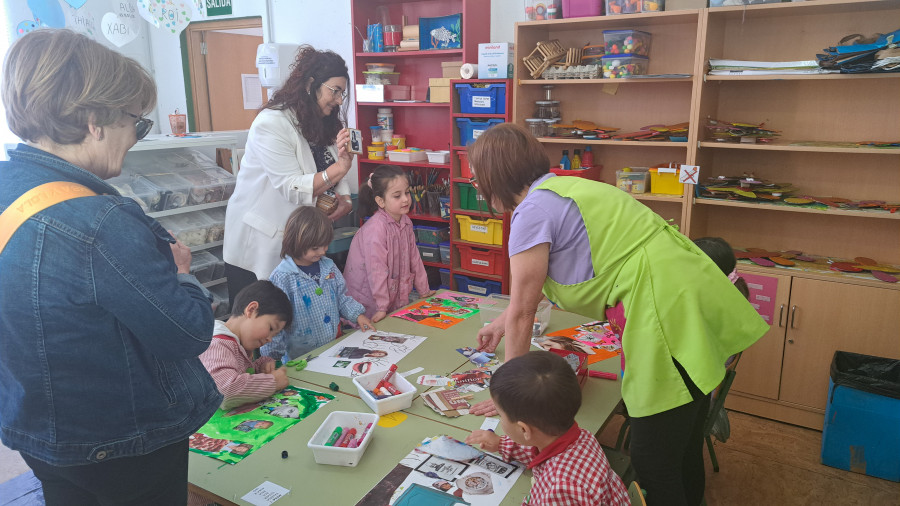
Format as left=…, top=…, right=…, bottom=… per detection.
left=548, top=101, right=561, bottom=119
left=376, top=108, right=394, bottom=130
left=535, top=100, right=553, bottom=119
left=525, top=118, right=545, bottom=138
left=367, top=142, right=385, bottom=160
left=392, top=134, right=406, bottom=150
left=542, top=118, right=560, bottom=137
left=369, top=125, right=383, bottom=143
left=381, top=129, right=394, bottom=145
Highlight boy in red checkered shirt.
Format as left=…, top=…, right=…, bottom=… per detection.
left=466, top=351, right=629, bottom=506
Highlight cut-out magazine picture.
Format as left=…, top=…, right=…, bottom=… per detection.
left=189, top=386, right=334, bottom=464
left=355, top=435, right=524, bottom=506
left=392, top=297, right=479, bottom=329
left=539, top=320, right=623, bottom=364
left=304, top=330, right=428, bottom=378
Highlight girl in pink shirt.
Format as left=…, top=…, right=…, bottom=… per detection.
left=343, top=165, right=434, bottom=322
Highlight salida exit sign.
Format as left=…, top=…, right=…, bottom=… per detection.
left=207, top=0, right=232, bottom=16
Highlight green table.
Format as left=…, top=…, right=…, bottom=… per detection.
left=190, top=291, right=622, bottom=505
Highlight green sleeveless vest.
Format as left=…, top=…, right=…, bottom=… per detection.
left=535, top=176, right=767, bottom=417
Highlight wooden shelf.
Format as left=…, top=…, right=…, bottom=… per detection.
left=698, top=141, right=900, bottom=155
left=516, top=9, right=699, bottom=29
left=355, top=49, right=463, bottom=58
left=521, top=77, right=693, bottom=85
left=634, top=193, right=683, bottom=203
left=453, top=267, right=502, bottom=281
left=358, top=158, right=450, bottom=169
left=539, top=138, right=690, bottom=148
left=408, top=213, right=450, bottom=223
left=737, top=262, right=900, bottom=291
left=451, top=237, right=504, bottom=251
left=705, top=73, right=900, bottom=82
left=695, top=198, right=900, bottom=220
left=357, top=101, right=450, bottom=108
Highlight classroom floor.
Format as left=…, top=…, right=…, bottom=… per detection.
left=1, top=411, right=897, bottom=505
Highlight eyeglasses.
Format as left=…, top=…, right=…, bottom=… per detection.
left=322, top=83, right=348, bottom=101
left=122, top=111, right=153, bottom=141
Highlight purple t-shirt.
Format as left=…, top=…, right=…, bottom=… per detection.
left=508, top=174, right=594, bottom=285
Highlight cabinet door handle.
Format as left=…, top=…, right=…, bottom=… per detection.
left=790, top=305, right=798, bottom=329
left=778, top=304, right=785, bottom=327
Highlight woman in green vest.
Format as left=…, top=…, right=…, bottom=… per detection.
left=467, top=124, right=767, bottom=506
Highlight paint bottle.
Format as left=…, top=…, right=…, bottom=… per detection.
left=572, top=149, right=582, bottom=170
left=582, top=146, right=594, bottom=169
left=559, top=150, right=571, bottom=171
left=377, top=108, right=394, bottom=130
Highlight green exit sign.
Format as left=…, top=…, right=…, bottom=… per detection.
left=207, top=0, right=232, bottom=16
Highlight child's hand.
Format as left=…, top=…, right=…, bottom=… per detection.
left=272, top=367, right=289, bottom=390
left=465, top=430, right=500, bottom=453
left=372, top=311, right=387, bottom=323
left=258, top=360, right=275, bottom=374
left=357, top=315, right=376, bottom=331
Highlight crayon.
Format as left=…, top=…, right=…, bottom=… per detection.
left=347, top=436, right=359, bottom=448
left=379, top=380, right=402, bottom=396
left=324, top=426, right=343, bottom=446
left=379, top=364, right=398, bottom=386
left=588, top=370, right=618, bottom=380
left=357, top=423, right=373, bottom=445
left=338, top=428, right=357, bottom=448
left=334, top=428, right=352, bottom=447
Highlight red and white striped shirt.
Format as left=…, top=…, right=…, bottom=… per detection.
left=199, top=321, right=279, bottom=409
left=499, top=423, right=629, bottom=506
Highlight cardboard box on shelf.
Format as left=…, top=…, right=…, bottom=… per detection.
left=441, top=61, right=464, bottom=78
left=478, top=43, right=514, bottom=79
left=429, top=86, right=450, bottom=103
left=429, top=78, right=452, bottom=88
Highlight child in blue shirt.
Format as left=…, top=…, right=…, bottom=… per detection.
left=262, top=207, right=374, bottom=363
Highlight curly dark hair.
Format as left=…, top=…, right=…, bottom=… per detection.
left=264, top=45, right=349, bottom=147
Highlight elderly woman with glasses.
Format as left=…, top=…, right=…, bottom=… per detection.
left=223, top=45, right=355, bottom=297
left=0, top=30, right=221, bottom=504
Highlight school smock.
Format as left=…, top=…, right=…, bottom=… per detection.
left=263, top=256, right=365, bottom=362
left=344, top=209, right=431, bottom=318
left=223, top=108, right=351, bottom=280
left=525, top=176, right=768, bottom=418
left=499, top=424, right=629, bottom=506
left=200, top=321, right=280, bottom=409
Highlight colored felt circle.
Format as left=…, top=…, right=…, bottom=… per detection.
left=749, top=257, right=776, bottom=267
left=829, top=262, right=863, bottom=272
left=854, top=257, right=877, bottom=266
left=871, top=270, right=898, bottom=283
left=770, top=257, right=795, bottom=266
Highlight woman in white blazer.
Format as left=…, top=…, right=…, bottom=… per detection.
left=224, top=46, right=355, bottom=296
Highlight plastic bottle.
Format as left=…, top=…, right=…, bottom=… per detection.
left=582, top=145, right=594, bottom=169
left=572, top=149, right=582, bottom=170
left=560, top=150, right=571, bottom=170
left=376, top=108, right=393, bottom=130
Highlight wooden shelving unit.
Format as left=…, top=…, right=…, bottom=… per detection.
left=351, top=0, right=490, bottom=292
left=514, top=0, right=900, bottom=430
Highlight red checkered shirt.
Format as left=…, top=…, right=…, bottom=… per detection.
left=499, top=424, right=629, bottom=506
left=199, top=321, right=279, bottom=410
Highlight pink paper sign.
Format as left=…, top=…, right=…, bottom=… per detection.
left=740, top=272, right=778, bottom=325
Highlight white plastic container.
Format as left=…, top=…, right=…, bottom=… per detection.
left=425, top=150, right=450, bottom=164
left=386, top=150, right=428, bottom=163
left=352, top=369, right=416, bottom=415
left=307, top=411, right=377, bottom=467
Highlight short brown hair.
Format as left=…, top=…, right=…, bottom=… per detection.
left=467, top=123, right=549, bottom=213
left=281, top=206, right=333, bottom=259
left=490, top=351, right=581, bottom=436
left=2, top=29, right=156, bottom=145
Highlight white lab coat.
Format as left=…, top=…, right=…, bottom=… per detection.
left=223, top=108, right=350, bottom=279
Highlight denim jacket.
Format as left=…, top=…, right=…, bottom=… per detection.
left=0, top=144, right=222, bottom=466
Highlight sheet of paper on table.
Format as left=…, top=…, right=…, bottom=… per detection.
left=303, top=330, right=428, bottom=378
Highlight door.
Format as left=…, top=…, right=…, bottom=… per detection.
left=184, top=19, right=264, bottom=132
left=779, top=278, right=900, bottom=410
left=730, top=271, right=791, bottom=400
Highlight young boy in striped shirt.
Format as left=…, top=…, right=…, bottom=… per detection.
left=466, top=351, right=629, bottom=506
left=200, top=280, right=293, bottom=409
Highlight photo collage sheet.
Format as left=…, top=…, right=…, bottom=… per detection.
left=392, top=293, right=492, bottom=329
left=357, top=436, right=524, bottom=506
left=532, top=320, right=623, bottom=364
left=188, top=386, right=334, bottom=464
left=303, top=330, right=428, bottom=377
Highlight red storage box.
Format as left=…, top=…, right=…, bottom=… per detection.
left=459, top=151, right=472, bottom=179
left=550, top=164, right=603, bottom=181
left=457, top=244, right=504, bottom=276
left=563, top=0, right=604, bottom=18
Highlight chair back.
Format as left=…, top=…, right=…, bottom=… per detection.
left=628, top=481, right=647, bottom=506
left=704, top=352, right=743, bottom=436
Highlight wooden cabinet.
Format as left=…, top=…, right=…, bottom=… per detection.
left=731, top=271, right=900, bottom=429
left=513, top=0, right=900, bottom=429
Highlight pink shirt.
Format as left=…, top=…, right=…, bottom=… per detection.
left=199, top=321, right=279, bottom=410
left=343, top=209, right=430, bottom=318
